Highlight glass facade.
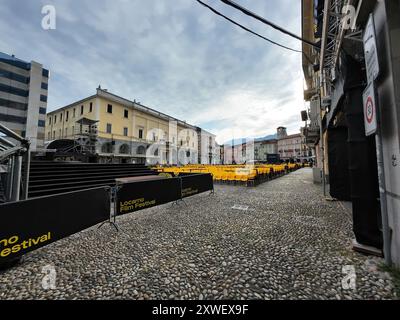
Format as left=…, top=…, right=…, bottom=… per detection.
left=0, top=97, right=27, bottom=110
left=0, top=83, right=29, bottom=97
left=0, top=68, right=29, bottom=84
left=0, top=113, right=27, bottom=124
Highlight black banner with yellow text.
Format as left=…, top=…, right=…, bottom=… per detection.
left=0, top=187, right=110, bottom=263
left=180, top=173, right=213, bottom=198
left=116, top=177, right=181, bottom=215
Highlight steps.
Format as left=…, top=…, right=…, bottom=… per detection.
left=27, top=161, right=158, bottom=198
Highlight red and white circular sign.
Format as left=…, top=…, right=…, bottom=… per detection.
left=365, top=96, right=374, bottom=124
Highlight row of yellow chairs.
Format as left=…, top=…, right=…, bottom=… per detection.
left=153, top=163, right=300, bottom=186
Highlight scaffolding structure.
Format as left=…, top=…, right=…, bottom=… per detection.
left=0, top=123, right=31, bottom=202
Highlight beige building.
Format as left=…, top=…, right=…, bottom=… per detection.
left=254, top=139, right=278, bottom=162
left=45, top=87, right=217, bottom=164
left=277, top=127, right=310, bottom=162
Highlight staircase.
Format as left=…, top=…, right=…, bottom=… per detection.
left=27, top=161, right=158, bottom=198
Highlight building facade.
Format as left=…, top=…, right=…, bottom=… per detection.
left=45, top=88, right=217, bottom=165
left=254, top=139, right=278, bottom=162
left=0, top=52, right=49, bottom=150
left=277, top=127, right=310, bottom=162
left=220, top=137, right=279, bottom=164
left=301, top=0, right=400, bottom=266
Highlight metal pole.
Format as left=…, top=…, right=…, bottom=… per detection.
left=5, top=157, right=14, bottom=201
left=0, top=123, right=25, bottom=142
left=0, top=136, right=16, bottom=148
left=375, top=124, right=391, bottom=266
left=319, top=95, right=326, bottom=196
left=22, top=146, right=31, bottom=200
left=10, top=154, right=22, bottom=202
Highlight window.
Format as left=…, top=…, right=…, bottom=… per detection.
left=41, top=82, right=48, bottom=90
left=0, top=114, right=26, bottom=124
left=0, top=68, right=29, bottom=84
left=89, top=102, right=93, bottom=112
left=66, top=111, right=69, bottom=122
left=137, top=145, right=145, bottom=155
left=60, top=113, right=63, bottom=122
left=59, top=129, right=62, bottom=138
left=106, top=123, right=112, bottom=134
left=81, top=105, right=84, bottom=115
left=0, top=98, right=27, bottom=110
left=124, top=109, right=128, bottom=118
left=49, top=117, right=52, bottom=125
left=40, top=95, right=47, bottom=102
left=123, top=127, right=128, bottom=136
left=0, top=83, right=29, bottom=97
left=138, top=128, right=143, bottom=139
left=73, top=108, right=76, bottom=117
left=48, top=132, right=51, bottom=140
left=38, top=120, right=45, bottom=127
left=107, top=104, right=112, bottom=113
left=72, top=126, right=74, bottom=135
left=39, top=107, right=46, bottom=115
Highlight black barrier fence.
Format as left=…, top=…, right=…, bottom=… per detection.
left=116, top=173, right=214, bottom=215
left=0, top=187, right=110, bottom=263
left=180, top=173, right=214, bottom=198
left=0, top=173, right=214, bottom=267
left=116, top=177, right=181, bottom=215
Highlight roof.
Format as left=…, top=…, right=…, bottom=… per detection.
left=0, top=52, right=26, bottom=62
left=0, top=52, right=48, bottom=75
left=278, top=133, right=301, bottom=140
left=0, top=51, right=30, bottom=70
left=47, top=88, right=216, bottom=137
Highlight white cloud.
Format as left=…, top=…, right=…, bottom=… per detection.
left=0, top=0, right=305, bottom=144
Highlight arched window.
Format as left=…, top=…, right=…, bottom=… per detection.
left=102, top=142, right=114, bottom=153
left=119, top=144, right=130, bottom=154
left=137, top=145, right=146, bottom=155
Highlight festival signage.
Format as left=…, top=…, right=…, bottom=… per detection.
left=116, top=177, right=181, bottom=215
left=0, top=187, right=110, bottom=263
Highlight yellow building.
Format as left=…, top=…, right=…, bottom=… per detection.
left=45, top=87, right=218, bottom=164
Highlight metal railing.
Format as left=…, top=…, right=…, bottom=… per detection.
left=0, top=123, right=31, bottom=202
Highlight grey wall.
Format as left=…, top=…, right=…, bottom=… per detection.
left=375, top=0, right=400, bottom=266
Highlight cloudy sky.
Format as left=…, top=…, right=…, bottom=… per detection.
left=0, top=0, right=306, bottom=144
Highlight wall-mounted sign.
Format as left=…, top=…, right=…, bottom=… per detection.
left=362, top=82, right=378, bottom=136
left=363, top=14, right=380, bottom=84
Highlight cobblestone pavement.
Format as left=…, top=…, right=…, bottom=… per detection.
left=0, top=168, right=396, bottom=299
